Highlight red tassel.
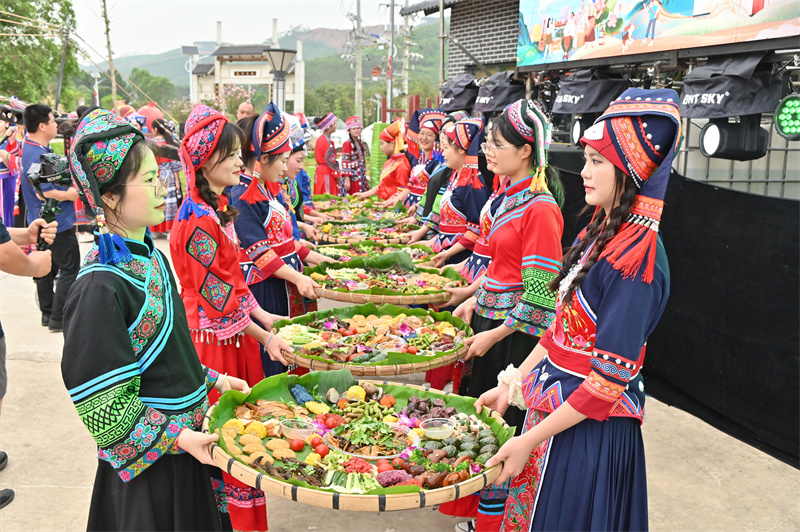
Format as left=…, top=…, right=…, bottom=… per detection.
left=240, top=176, right=268, bottom=205
left=455, top=167, right=483, bottom=189
left=601, top=224, right=658, bottom=282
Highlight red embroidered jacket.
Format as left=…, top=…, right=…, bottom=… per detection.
left=170, top=189, right=258, bottom=340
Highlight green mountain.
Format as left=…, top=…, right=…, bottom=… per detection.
left=84, top=17, right=448, bottom=91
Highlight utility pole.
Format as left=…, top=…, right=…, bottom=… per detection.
left=387, top=0, right=394, bottom=113
left=355, top=0, right=363, bottom=119
left=439, top=0, right=445, bottom=85
left=54, top=26, right=70, bottom=111
left=402, top=0, right=409, bottom=96
left=101, top=0, right=118, bottom=114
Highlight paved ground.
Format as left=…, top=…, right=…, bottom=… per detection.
left=0, top=239, right=798, bottom=531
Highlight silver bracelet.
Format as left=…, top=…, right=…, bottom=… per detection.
left=217, top=373, right=228, bottom=391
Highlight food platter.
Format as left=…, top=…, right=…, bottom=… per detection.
left=318, top=219, right=419, bottom=245
left=273, top=303, right=471, bottom=375
left=306, top=252, right=463, bottom=305
left=316, top=241, right=435, bottom=266
left=203, top=370, right=513, bottom=512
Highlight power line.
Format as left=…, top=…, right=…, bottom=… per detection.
left=0, top=16, right=60, bottom=32
left=0, top=33, right=55, bottom=37
left=0, top=9, right=59, bottom=29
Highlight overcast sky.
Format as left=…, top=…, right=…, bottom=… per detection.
left=73, top=0, right=401, bottom=58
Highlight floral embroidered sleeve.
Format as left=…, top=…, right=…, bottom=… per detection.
left=62, top=281, right=193, bottom=482
left=233, top=198, right=288, bottom=279
left=202, top=365, right=221, bottom=392
left=179, top=217, right=253, bottom=340
left=567, top=250, right=670, bottom=421
left=504, top=197, right=564, bottom=335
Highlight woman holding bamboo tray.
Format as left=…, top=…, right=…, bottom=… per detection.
left=415, top=118, right=490, bottom=266
left=353, top=118, right=411, bottom=207
left=457, top=100, right=565, bottom=432
left=477, top=88, right=679, bottom=531
left=231, top=103, right=322, bottom=377
left=171, top=104, right=298, bottom=532
left=62, top=108, right=251, bottom=531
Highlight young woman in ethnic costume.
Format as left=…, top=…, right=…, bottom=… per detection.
left=169, top=104, right=292, bottom=532
left=312, top=112, right=340, bottom=196
left=401, top=111, right=447, bottom=214
left=353, top=118, right=411, bottom=205
left=478, top=88, right=681, bottom=531
left=62, top=109, right=251, bottom=531
left=148, top=118, right=183, bottom=236
left=418, top=118, right=490, bottom=266
left=340, top=116, right=368, bottom=195
left=231, top=104, right=321, bottom=378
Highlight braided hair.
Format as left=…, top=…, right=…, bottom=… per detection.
left=549, top=168, right=637, bottom=302
left=193, top=121, right=244, bottom=226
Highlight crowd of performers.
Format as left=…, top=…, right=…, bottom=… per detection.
left=51, top=87, right=680, bottom=531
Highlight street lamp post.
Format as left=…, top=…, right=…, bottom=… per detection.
left=182, top=45, right=200, bottom=103
left=90, top=72, right=101, bottom=106
left=264, top=48, right=297, bottom=111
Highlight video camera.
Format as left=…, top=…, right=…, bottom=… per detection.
left=27, top=152, right=72, bottom=251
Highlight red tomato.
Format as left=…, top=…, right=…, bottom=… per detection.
left=290, top=439, right=305, bottom=452
left=407, top=346, right=418, bottom=354
left=392, top=457, right=405, bottom=468
left=377, top=463, right=394, bottom=473
left=338, top=328, right=347, bottom=334
left=357, top=273, right=368, bottom=279
left=348, top=326, right=359, bottom=335
left=325, top=417, right=340, bottom=429
left=376, top=459, right=391, bottom=468
left=310, top=436, right=323, bottom=448
left=314, top=444, right=330, bottom=458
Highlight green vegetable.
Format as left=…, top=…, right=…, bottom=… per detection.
left=479, top=444, right=499, bottom=455
left=352, top=353, right=372, bottom=364
left=479, top=436, right=498, bottom=446
left=423, top=441, right=443, bottom=451
left=459, top=442, right=479, bottom=452
left=457, top=450, right=477, bottom=459
left=442, top=437, right=458, bottom=447
left=478, top=429, right=495, bottom=439
left=460, top=434, right=477, bottom=445
left=477, top=453, right=493, bottom=465
left=370, top=352, right=388, bottom=362
left=442, top=445, right=458, bottom=458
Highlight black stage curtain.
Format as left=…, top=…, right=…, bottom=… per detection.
left=549, top=146, right=800, bottom=467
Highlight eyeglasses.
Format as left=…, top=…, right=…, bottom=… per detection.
left=126, top=174, right=168, bottom=197
left=480, top=141, right=512, bottom=153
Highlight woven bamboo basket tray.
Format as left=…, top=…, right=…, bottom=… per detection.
left=281, top=343, right=468, bottom=376
left=202, top=380, right=507, bottom=512
left=318, top=233, right=412, bottom=245
left=312, top=286, right=450, bottom=305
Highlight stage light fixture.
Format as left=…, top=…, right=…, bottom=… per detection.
left=699, top=115, right=769, bottom=161
left=774, top=93, right=800, bottom=141
left=570, top=115, right=595, bottom=146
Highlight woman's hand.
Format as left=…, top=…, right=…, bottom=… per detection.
left=265, top=332, right=292, bottom=365
left=176, top=429, right=219, bottom=466
left=453, top=296, right=477, bottom=325
left=441, top=285, right=472, bottom=309
left=217, top=375, right=251, bottom=395
left=299, top=222, right=321, bottom=241
left=474, top=384, right=510, bottom=417
left=485, top=435, right=538, bottom=486
left=305, top=215, right=324, bottom=226
left=431, top=250, right=449, bottom=268
left=299, top=238, right=317, bottom=250
left=463, top=328, right=497, bottom=360
left=27, top=218, right=58, bottom=245
left=295, top=275, right=320, bottom=299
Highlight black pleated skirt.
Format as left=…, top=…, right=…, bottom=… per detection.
left=87, top=453, right=228, bottom=532
left=463, top=313, right=540, bottom=433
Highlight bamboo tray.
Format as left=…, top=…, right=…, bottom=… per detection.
left=318, top=233, right=413, bottom=245
left=312, top=286, right=450, bottom=305
left=202, top=380, right=507, bottom=512
left=282, top=344, right=467, bottom=376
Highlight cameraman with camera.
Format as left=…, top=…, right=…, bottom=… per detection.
left=19, top=104, right=79, bottom=333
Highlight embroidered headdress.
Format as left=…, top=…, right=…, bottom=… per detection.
left=316, top=112, right=337, bottom=131
left=501, top=98, right=552, bottom=193
left=345, top=116, right=363, bottom=131
left=252, top=102, right=291, bottom=158
left=379, top=118, right=406, bottom=154
left=406, top=109, right=446, bottom=159
left=69, top=108, right=145, bottom=264
left=580, top=87, right=682, bottom=283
